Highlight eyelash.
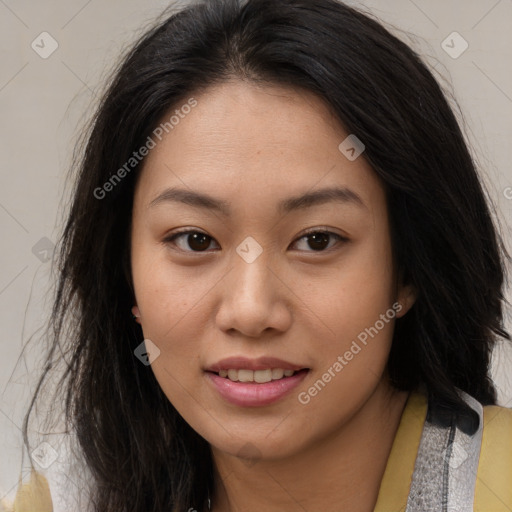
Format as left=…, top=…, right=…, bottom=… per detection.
left=162, top=228, right=348, bottom=254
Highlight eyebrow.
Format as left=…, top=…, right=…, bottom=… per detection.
left=148, top=185, right=366, bottom=216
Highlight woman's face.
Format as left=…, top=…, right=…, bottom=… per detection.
left=130, top=80, right=415, bottom=461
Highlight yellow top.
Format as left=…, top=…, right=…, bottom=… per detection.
left=9, top=391, right=512, bottom=511
left=474, top=404, right=512, bottom=510
left=10, top=470, right=53, bottom=512
left=374, top=391, right=512, bottom=511
left=374, top=391, right=428, bottom=511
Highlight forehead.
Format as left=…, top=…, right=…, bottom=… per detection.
left=134, top=80, right=384, bottom=216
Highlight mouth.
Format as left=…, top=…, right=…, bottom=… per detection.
left=205, top=368, right=310, bottom=407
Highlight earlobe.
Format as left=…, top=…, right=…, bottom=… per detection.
left=395, top=284, right=417, bottom=318
left=131, top=306, right=141, bottom=324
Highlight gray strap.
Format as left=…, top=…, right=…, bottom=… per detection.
left=405, top=390, right=483, bottom=512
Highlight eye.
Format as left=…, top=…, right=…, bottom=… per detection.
left=291, top=229, right=347, bottom=252
left=163, top=230, right=219, bottom=253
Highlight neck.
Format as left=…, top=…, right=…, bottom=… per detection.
left=209, top=381, right=409, bottom=512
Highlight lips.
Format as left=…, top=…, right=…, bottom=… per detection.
left=206, top=369, right=310, bottom=407
left=204, top=356, right=310, bottom=407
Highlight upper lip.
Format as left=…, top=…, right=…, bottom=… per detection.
left=205, top=356, right=308, bottom=372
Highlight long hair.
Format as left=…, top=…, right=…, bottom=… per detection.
left=22, top=0, right=510, bottom=510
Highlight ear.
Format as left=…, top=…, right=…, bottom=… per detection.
left=395, top=283, right=416, bottom=319
left=131, top=305, right=141, bottom=324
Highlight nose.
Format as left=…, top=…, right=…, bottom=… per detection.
left=215, top=245, right=293, bottom=338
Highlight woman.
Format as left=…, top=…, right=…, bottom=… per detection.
left=13, top=0, right=511, bottom=510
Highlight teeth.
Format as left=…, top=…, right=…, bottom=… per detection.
left=238, top=369, right=254, bottom=382
left=254, top=369, right=272, bottom=383
left=272, top=368, right=284, bottom=380
left=217, top=368, right=300, bottom=382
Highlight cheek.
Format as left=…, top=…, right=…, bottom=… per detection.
left=133, top=256, right=208, bottom=416
left=316, top=230, right=396, bottom=341
left=299, top=229, right=397, bottom=409
left=297, top=262, right=397, bottom=421
left=131, top=242, right=206, bottom=367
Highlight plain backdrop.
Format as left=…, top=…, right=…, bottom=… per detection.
left=1, top=0, right=511, bottom=505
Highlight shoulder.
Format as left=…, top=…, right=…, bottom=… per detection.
left=480, top=403, right=512, bottom=458
left=10, top=470, right=53, bottom=512
left=474, top=404, right=512, bottom=511
left=375, top=390, right=512, bottom=512
left=8, top=431, right=97, bottom=512
left=482, top=402, right=512, bottom=429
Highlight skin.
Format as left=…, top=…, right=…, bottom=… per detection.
left=130, top=80, right=416, bottom=512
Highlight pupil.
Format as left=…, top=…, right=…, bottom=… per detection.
left=308, top=232, right=329, bottom=251
left=190, top=233, right=210, bottom=251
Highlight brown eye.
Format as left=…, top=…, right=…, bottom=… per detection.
left=164, top=231, right=218, bottom=252
left=292, top=231, right=346, bottom=252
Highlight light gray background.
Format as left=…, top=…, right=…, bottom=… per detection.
left=1, top=0, right=511, bottom=506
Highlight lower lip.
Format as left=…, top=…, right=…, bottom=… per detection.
left=206, top=369, right=309, bottom=407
